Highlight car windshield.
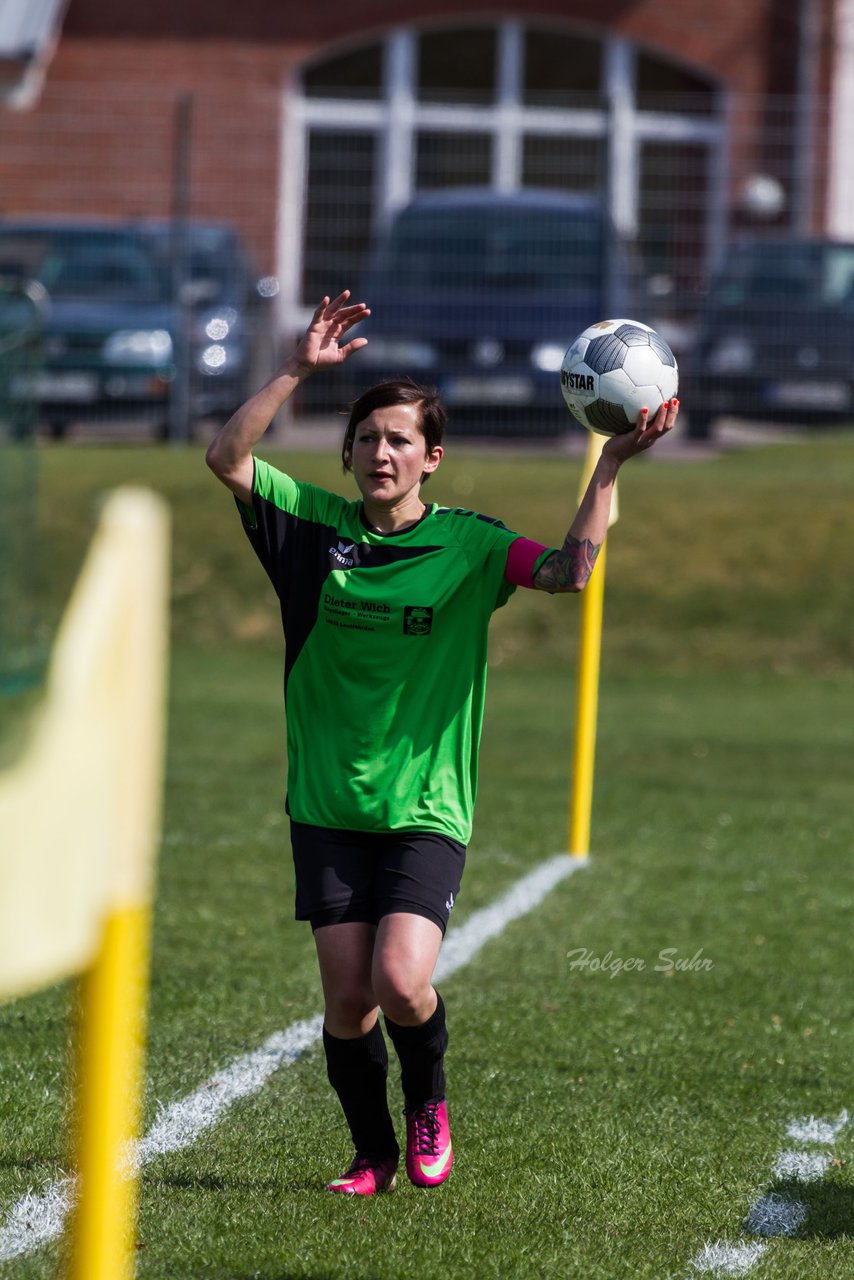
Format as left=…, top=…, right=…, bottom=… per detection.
left=144, top=229, right=242, bottom=300
left=368, top=205, right=604, bottom=293
left=0, top=230, right=167, bottom=302
left=713, top=242, right=854, bottom=307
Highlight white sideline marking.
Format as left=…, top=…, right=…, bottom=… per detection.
left=133, top=1014, right=324, bottom=1171
left=689, top=1241, right=768, bottom=1276
left=0, top=853, right=586, bottom=1262
left=771, top=1150, right=832, bottom=1182
left=434, top=853, right=585, bottom=983
left=0, top=1177, right=77, bottom=1266
left=0, top=1015, right=324, bottom=1264
left=686, top=1108, right=850, bottom=1276
left=786, top=1109, right=848, bottom=1145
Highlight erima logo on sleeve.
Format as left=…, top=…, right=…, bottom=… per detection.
left=404, top=606, right=433, bottom=635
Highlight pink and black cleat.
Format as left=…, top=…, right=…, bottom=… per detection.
left=326, top=1154, right=398, bottom=1196
left=404, top=1099, right=453, bottom=1188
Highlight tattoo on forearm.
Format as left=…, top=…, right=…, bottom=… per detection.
left=534, top=535, right=601, bottom=593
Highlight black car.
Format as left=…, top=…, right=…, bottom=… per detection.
left=0, top=218, right=275, bottom=439
left=300, top=188, right=632, bottom=434
left=686, top=237, right=854, bottom=440
left=139, top=221, right=276, bottom=423
left=0, top=220, right=177, bottom=438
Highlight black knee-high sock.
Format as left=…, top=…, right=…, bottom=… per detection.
left=322, top=1022, right=399, bottom=1159
left=385, top=991, right=448, bottom=1107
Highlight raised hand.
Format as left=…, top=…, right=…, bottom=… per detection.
left=293, top=290, right=371, bottom=374
left=602, top=398, right=679, bottom=463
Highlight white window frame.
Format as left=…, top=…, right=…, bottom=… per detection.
left=828, top=0, right=854, bottom=238
left=278, top=20, right=725, bottom=337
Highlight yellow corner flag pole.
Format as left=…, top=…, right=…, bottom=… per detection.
left=0, top=487, right=169, bottom=1280
left=568, top=434, right=617, bottom=858
left=69, top=908, right=152, bottom=1280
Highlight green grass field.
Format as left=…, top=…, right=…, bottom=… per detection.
left=1, top=433, right=853, bottom=1278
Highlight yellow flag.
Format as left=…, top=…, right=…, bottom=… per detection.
left=0, top=489, right=169, bottom=1000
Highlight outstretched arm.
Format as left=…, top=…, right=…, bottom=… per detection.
left=533, top=399, right=678, bottom=593
left=205, top=291, right=369, bottom=505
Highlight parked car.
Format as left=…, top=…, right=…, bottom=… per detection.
left=0, top=218, right=275, bottom=438
left=685, top=237, right=854, bottom=439
left=0, top=220, right=176, bottom=437
left=300, top=188, right=633, bottom=434
left=138, top=220, right=276, bottom=422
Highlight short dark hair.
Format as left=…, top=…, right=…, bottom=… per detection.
left=341, top=378, right=447, bottom=478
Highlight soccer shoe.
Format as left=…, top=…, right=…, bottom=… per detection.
left=326, top=1154, right=398, bottom=1196
left=404, top=1099, right=453, bottom=1187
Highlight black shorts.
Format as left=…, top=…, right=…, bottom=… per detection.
left=290, top=821, right=466, bottom=934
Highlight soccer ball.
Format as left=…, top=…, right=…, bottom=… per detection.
left=559, top=318, right=678, bottom=436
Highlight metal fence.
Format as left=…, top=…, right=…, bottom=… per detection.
left=290, top=87, right=850, bottom=440
left=0, top=277, right=43, bottom=689
left=0, top=62, right=851, bottom=442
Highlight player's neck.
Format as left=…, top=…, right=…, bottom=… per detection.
left=362, top=495, right=427, bottom=534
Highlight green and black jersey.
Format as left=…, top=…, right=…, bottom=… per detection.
left=238, top=457, right=553, bottom=844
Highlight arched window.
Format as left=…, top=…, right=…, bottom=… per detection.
left=280, top=21, right=724, bottom=340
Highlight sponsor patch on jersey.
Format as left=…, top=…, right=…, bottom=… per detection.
left=403, top=606, right=433, bottom=636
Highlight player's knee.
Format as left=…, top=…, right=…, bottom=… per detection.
left=374, top=970, right=431, bottom=1025
left=323, top=987, right=377, bottom=1035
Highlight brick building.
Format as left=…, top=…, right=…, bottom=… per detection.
left=0, top=0, right=848, bottom=340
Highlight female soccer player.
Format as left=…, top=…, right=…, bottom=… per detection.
left=206, top=291, right=677, bottom=1196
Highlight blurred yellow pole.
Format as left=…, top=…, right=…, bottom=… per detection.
left=567, top=433, right=616, bottom=858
